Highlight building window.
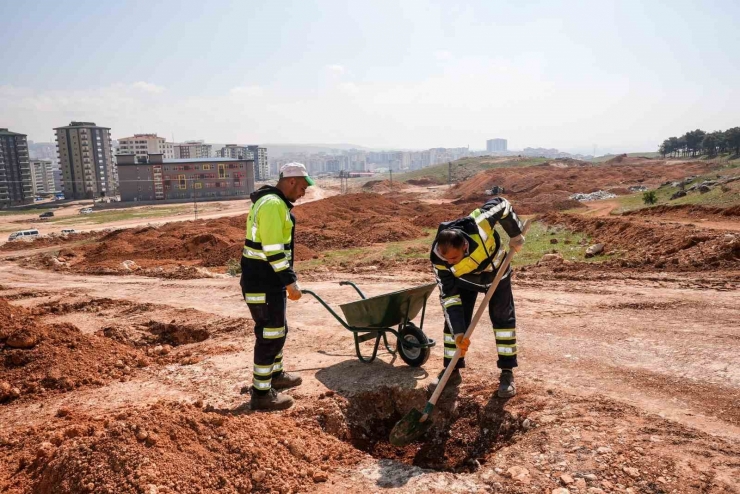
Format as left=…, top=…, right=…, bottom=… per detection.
left=178, top=175, right=186, bottom=189
left=218, top=164, right=226, bottom=179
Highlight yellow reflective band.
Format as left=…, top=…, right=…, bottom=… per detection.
left=263, top=243, right=283, bottom=252
left=272, top=361, right=284, bottom=372
left=253, top=379, right=272, bottom=390
left=243, top=246, right=267, bottom=260
left=271, top=259, right=290, bottom=271
left=444, top=348, right=458, bottom=358
left=443, top=296, right=462, bottom=308
left=495, top=330, right=516, bottom=340
left=275, top=351, right=283, bottom=360
left=253, top=364, right=273, bottom=376
left=444, top=334, right=456, bottom=344
left=434, top=264, right=448, bottom=271
left=244, top=293, right=266, bottom=304
left=263, top=327, right=286, bottom=339
left=497, top=345, right=517, bottom=355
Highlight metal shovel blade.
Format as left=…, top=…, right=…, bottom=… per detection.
left=389, top=408, right=432, bottom=447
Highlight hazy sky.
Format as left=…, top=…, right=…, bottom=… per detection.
left=1, top=0, right=738, bottom=154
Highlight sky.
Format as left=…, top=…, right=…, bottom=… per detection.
left=1, top=0, right=739, bottom=155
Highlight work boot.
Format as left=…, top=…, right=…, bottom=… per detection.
left=497, top=370, right=516, bottom=398
left=426, top=368, right=462, bottom=395
left=250, top=388, right=294, bottom=411
left=271, top=371, right=302, bottom=390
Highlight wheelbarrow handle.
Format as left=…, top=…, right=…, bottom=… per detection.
left=300, top=289, right=353, bottom=330
left=338, top=281, right=367, bottom=299
left=423, top=219, right=531, bottom=419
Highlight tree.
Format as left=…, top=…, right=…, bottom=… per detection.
left=726, top=127, right=740, bottom=156
left=702, top=134, right=717, bottom=157
left=643, top=190, right=658, bottom=205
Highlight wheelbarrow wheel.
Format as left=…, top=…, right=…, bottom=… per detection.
left=398, top=322, right=430, bottom=367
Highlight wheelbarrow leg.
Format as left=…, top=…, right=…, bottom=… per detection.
left=382, top=331, right=397, bottom=355
left=354, top=331, right=382, bottom=363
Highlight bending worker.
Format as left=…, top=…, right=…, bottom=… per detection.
left=429, top=197, right=525, bottom=398
left=240, top=163, right=314, bottom=411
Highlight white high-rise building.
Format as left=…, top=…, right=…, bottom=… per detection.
left=55, top=121, right=118, bottom=199
left=486, top=138, right=508, bottom=153
left=118, top=134, right=174, bottom=160
left=174, top=141, right=212, bottom=159
left=248, top=145, right=269, bottom=180
left=30, top=159, right=57, bottom=194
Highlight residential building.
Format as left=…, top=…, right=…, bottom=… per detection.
left=55, top=121, right=117, bottom=199
left=0, top=128, right=33, bottom=206
left=30, top=159, right=57, bottom=194
left=248, top=145, right=269, bottom=180
left=487, top=138, right=508, bottom=153
left=174, top=141, right=212, bottom=159
left=116, top=154, right=255, bottom=203
left=118, top=134, right=174, bottom=160
left=218, top=144, right=249, bottom=159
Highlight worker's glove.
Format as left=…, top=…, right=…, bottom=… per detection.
left=509, top=234, right=525, bottom=253
left=286, top=282, right=302, bottom=301
left=454, top=334, right=471, bottom=357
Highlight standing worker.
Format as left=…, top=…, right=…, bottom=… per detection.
left=429, top=197, right=525, bottom=398
left=241, top=163, right=314, bottom=411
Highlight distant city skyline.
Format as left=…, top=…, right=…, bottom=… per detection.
left=2, top=1, right=738, bottom=155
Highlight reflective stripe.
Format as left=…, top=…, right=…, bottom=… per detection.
left=263, top=243, right=283, bottom=252
left=243, top=246, right=267, bottom=260
left=492, top=249, right=506, bottom=268
left=253, top=379, right=272, bottom=390
left=263, top=327, right=286, bottom=339
left=497, top=345, right=517, bottom=355
left=271, top=259, right=290, bottom=271
left=444, top=333, right=456, bottom=344
left=443, top=296, right=462, bottom=308
left=444, top=348, right=458, bottom=358
left=474, top=200, right=510, bottom=223
left=244, top=293, right=266, bottom=304
left=495, top=330, right=516, bottom=339
left=477, top=225, right=488, bottom=243
left=253, top=364, right=274, bottom=376
left=272, top=361, right=284, bottom=373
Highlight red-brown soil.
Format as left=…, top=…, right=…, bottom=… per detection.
left=623, top=204, right=740, bottom=220
left=449, top=160, right=715, bottom=214
left=24, top=194, right=465, bottom=278
left=0, top=299, right=144, bottom=403
left=537, top=212, right=740, bottom=271
left=0, top=232, right=100, bottom=252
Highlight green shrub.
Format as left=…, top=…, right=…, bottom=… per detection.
left=642, top=190, right=658, bottom=205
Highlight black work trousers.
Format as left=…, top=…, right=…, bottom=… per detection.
left=244, top=290, right=288, bottom=394
left=443, top=274, right=518, bottom=370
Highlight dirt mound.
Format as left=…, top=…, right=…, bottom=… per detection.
left=361, top=180, right=408, bottom=193
left=0, top=232, right=99, bottom=252
left=623, top=204, right=740, bottom=219
left=406, top=178, right=443, bottom=186
left=539, top=213, right=740, bottom=271
left=0, top=298, right=144, bottom=402
left=28, top=194, right=464, bottom=278
left=450, top=160, right=714, bottom=214
left=2, top=401, right=363, bottom=494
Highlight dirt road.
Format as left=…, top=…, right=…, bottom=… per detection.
left=2, top=262, right=739, bottom=492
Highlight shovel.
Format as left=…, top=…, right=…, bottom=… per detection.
left=389, top=220, right=530, bottom=447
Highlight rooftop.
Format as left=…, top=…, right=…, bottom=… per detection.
left=0, top=128, right=27, bottom=137
left=54, top=122, right=111, bottom=130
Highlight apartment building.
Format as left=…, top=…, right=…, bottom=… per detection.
left=218, top=144, right=249, bottom=159
left=116, top=153, right=255, bottom=203
left=0, top=128, right=33, bottom=206
left=174, top=141, right=212, bottom=159
left=30, top=159, right=57, bottom=194
left=487, top=138, right=508, bottom=152
left=55, top=121, right=118, bottom=199
left=248, top=145, right=269, bottom=180
left=118, top=134, right=174, bottom=160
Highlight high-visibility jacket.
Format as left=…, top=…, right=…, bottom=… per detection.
left=430, top=197, right=523, bottom=335
left=240, top=186, right=298, bottom=293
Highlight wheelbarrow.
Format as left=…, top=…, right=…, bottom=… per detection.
left=301, top=281, right=437, bottom=367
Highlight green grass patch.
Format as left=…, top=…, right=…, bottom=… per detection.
left=589, top=152, right=661, bottom=163
left=296, top=221, right=613, bottom=272
left=49, top=206, right=195, bottom=226
left=0, top=207, right=55, bottom=216
left=397, top=157, right=548, bottom=184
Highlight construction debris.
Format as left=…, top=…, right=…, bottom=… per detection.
left=569, top=191, right=617, bottom=202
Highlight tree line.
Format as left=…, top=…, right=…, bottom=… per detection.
left=659, top=126, right=740, bottom=158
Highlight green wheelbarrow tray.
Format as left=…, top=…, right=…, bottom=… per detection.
left=302, top=281, right=437, bottom=367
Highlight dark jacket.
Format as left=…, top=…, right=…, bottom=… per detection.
left=240, top=186, right=298, bottom=293
left=430, top=197, right=523, bottom=334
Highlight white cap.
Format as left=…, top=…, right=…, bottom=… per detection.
left=279, top=162, right=314, bottom=186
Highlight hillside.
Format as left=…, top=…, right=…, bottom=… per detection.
left=397, top=156, right=548, bottom=184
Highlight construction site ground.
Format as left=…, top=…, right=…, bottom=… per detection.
left=1, top=157, right=739, bottom=493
